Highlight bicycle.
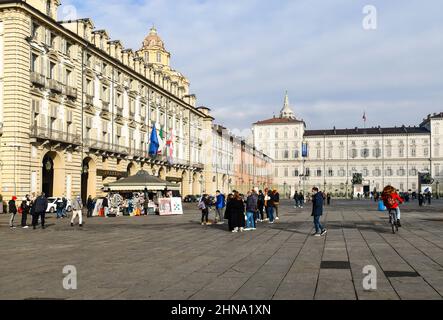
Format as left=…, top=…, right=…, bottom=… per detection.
left=388, top=208, right=399, bottom=234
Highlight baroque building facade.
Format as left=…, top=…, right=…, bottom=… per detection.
left=0, top=0, right=272, bottom=202
left=253, top=93, right=443, bottom=198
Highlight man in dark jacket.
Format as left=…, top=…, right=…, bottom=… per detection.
left=33, top=192, right=49, bottom=230
left=87, top=195, right=94, bottom=218
left=257, top=190, right=265, bottom=222
left=9, top=196, right=18, bottom=229
left=245, top=190, right=258, bottom=230
left=266, top=190, right=276, bottom=223
left=311, top=187, right=327, bottom=237
left=20, top=195, right=32, bottom=229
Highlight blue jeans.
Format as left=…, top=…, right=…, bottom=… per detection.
left=56, top=208, right=63, bottom=218
left=313, top=215, right=324, bottom=234
left=246, top=211, right=255, bottom=229
left=267, top=207, right=275, bottom=222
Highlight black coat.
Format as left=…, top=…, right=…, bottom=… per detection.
left=229, top=199, right=245, bottom=229
left=8, top=200, right=17, bottom=214
left=311, top=193, right=323, bottom=217
left=20, top=200, right=31, bottom=214
left=34, top=196, right=48, bottom=213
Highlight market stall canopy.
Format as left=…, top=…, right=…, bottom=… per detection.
left=103, top=170, right=180, bottom=191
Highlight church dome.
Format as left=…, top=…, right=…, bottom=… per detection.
left=143, top=26, right=166, bottom=50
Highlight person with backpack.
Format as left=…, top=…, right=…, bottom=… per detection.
left=381, top=186, right=404, bottom=227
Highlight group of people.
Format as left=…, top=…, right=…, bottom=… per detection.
left=8, top=193, right=48, bottom=229
left=198, top=188, right=283, bottom=233
left=198, top=187, right=328, bottom=236
left=7, top=192, right=85, bottom=230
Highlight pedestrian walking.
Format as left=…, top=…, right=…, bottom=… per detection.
left=327, top=193, right=332, bottom=206
left=32, top=192, right=48, bottom=230
left=20, top=195, right=31, bottom=229
left=245, top=190, right=258, bottom=231
left=8, top=196, right=18, bottom=229
left=427, top=191, right=432, bottom=205
left=86, top=195, right=94, bottom=218
left=263, top=188, right=270, bottom=221
left=298, top=192, right=305, bottom=208
left=293, top=191, right=299, bottom=208
left=312, top=187, right=327, bottom=237
left=71, top=195, right=83, bottom=227
left=61, top=195, right=68, bottom=218
left=215, top=190, right=226, bottom=224
left=230, top=191, right=245, bottom=233
left=56, top=198, right=64, bottom=219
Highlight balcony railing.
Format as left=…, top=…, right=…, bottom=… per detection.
left=48, top=79, right=63, bottom=93
left=30, top=126, right=81, bottom=145
left=30, top=72, right=46, bottom=87
left=85, top=139, right=129, bottom=155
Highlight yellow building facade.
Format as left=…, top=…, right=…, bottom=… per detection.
left=0, top=0, right=273, bottom=202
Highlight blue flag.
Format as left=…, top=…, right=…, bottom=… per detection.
left=149, top=124, right=159, bottom=157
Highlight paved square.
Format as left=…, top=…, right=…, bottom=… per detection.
left=1, top=200, right=443, bottom=300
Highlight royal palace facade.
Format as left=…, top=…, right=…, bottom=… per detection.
left=0, top=0, right=272, bottom=202
left=253, top=93, right=443, bottom=198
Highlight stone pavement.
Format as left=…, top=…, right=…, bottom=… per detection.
left=0, top=200, right=443, bottom=300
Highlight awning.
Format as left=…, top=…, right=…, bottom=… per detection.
left=103, top=170, right=181, bottom=192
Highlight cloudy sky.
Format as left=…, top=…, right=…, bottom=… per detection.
left=59, top=0, right=443, bottom=132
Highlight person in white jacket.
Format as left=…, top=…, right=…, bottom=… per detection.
left=71, top=196, right=83, bottom=227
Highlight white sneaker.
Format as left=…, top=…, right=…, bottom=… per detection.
left=314, top=233, right=321, bottom=237
left=240, top=228, right=244, bottom=232
left=269, top=221, right=274, bottom=224
left=22, top=226, right=29, bottom=229
left=232, top=229, right=238, bottom=233
left=276, top=217, right=280, bottom=220
left=244, top=228, right=251, bottom=231
left=252, top=228, right=257, bottom=231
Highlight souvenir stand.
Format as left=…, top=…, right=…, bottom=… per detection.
left=103, top=170, right=181, bottom=216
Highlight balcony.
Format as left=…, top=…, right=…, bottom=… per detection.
left=48, top=79, right=63, bottom=94
left=30, top=72, right=46, bottom=87
left=85, top=139, right=129, bottom=156
left=30, top=126, right=81, bottom=146
left=66, top=86, right=78, bottom=99
left=102, top=101, right=110, bottom=112
left=192, top=162, right=205, bottom=170
left=85, top=94, right=94, bottom=106
left=116, top=108, right=123, bottom=117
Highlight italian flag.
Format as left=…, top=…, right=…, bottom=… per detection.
left=157, top=126, right=165, bottom=155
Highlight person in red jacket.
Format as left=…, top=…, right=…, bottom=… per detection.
left=382, top=186, right=404, bottom=227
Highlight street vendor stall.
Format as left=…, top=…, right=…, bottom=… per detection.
left=102, top=170, right=182, bottom=216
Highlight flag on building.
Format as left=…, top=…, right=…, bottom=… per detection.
left=166, top=128, right=174, bottom=165
left=363, top=112, right=367, bottom=122
left=148, top=124, right=159, bottom=157
left=157, top=126, right=165, bottom=155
